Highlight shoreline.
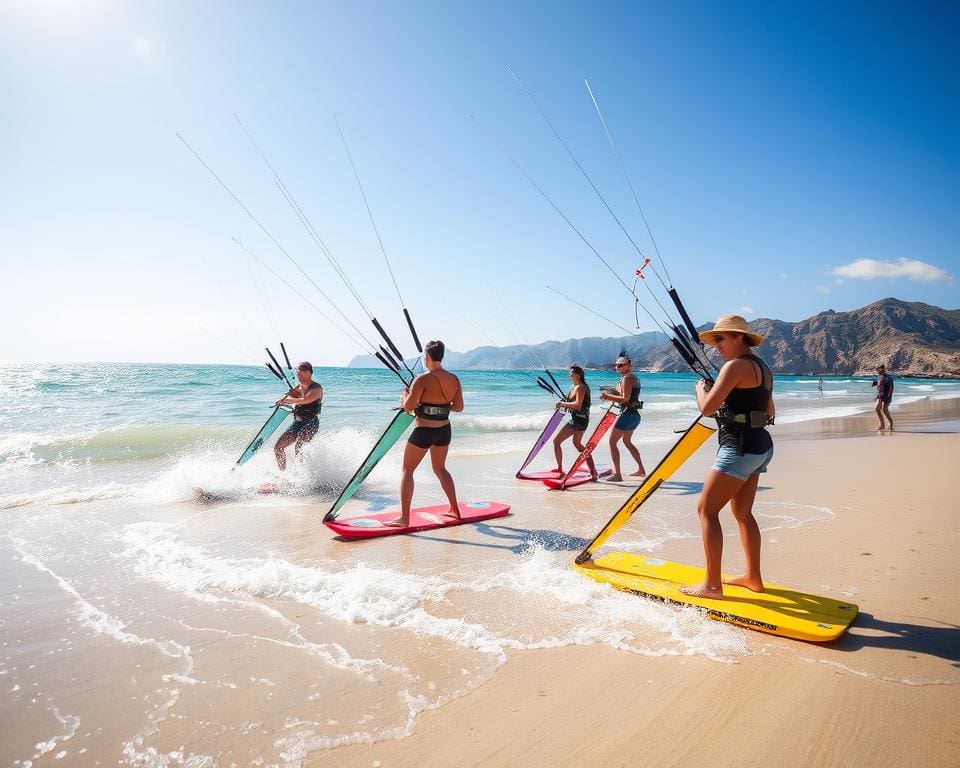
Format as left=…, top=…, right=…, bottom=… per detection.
left=2, top=395, right=957, bottom=766
left=322, top=396, right=960, bottom=767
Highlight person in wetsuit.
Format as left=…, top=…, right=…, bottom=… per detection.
left=551, top=364, right=598, bottom=478
left=273, top=362, right=323, bottom=470
left=872, top=364, right=894, bottom=431
left=386, top=340, right=464, bottom=527
left=680, top=315, right=776, bottom=600
left=599, top=356, right=645, bottom=482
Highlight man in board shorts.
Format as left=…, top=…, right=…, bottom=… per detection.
left=274, top=362, right=323, bottom=470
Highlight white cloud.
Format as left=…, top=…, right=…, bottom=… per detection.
left=829, top=258, right=952, bottom=283
left=778, top=272, right=788, bottom=279
left=816, top=285, right=830, bottom=295
left=739, top=305, right=755, bottom=315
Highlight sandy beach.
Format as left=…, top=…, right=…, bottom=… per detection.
left=3, top=396, right=958, bottom=767
left=324, top=398, right=960, bottom=768
left=6, top=1, right=959, bottom=763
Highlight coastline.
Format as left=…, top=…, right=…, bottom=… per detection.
left=2, top=395, right=957, bottom=767
left=323, top=396, right=960, bottom=767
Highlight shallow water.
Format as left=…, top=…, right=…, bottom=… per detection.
left=2, top=364, right=958, bottom=766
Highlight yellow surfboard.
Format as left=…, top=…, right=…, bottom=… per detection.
left=575, top=552, right=858, bottom=642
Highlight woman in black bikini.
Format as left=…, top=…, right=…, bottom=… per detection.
left=386, top=340, right=464, bottom=527
left=551, top=365, right=597, bottom=478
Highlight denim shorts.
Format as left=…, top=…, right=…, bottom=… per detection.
left=613, top=410, right=641, bottom=431
left=712, top=444, right=774, bottom=480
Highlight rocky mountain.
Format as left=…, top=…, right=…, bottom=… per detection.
left=348, top=299, right=960, bottom=378
left=748, top=299, right=960, bottom=377
left=348, top=331, right=668, bottom=371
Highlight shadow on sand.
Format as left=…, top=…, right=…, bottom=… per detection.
left=657, top=481, right=772, bottom=496
left=829, top=612, right=960, bottom=667
left=406, top=522, right=589, bottom=555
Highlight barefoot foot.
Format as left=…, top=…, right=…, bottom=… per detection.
left=383, top=518, right=408, bottom=528
left=722, top=575, right=765, bottom=593
left=607, top=474, right=623, bottom=482
left=629, top=470, right=646, bottom=478
left=679, top=582, right=724, bottom=599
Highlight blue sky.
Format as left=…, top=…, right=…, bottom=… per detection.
left=1, top=0, right=957, bottom=365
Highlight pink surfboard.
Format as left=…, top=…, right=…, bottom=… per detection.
left=542, top=472, right=612, bottom=490
left=323, top=501, right=511, bottom=539
left=517, top=467, right=613, bottom=481
left=543, top=409, right=617, bottom=490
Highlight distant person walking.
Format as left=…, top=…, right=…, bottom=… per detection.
left=599, top=356, right=645, bottom=482
left=872, top=364, right=894, bottom=431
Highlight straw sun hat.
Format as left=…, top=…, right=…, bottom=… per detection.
left=699, top=315, right=764, bottom=348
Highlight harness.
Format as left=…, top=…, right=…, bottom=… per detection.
left=414, top=372, right=454, bottom=421
left=618, top=375, right=642, bottom=413
left=293, top=383, right=323, bottom=422
left=415, top=403, right=451, bottom=420
left=715, top=355, right=774, bottom=455
left=714, top=408, right=772, bottom=429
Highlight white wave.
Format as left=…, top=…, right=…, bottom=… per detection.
left=10, top=535, right=190, bottom=659
left=140, top=424, right=396, bottom=504
left=0, top=482, right=133, bottom=511
left=803, top=658, right=960, bottom=687
left=775, top=404, right=870, bottom=424
left=455, top=413, right=552, bottom=432
left=0, top=431, right=43, bottom=469
left=908, top=384, right=934, bottom=391
left=642, top=401, right=700, bottom=413
left=26, top=707, right=80, bottom=764
left=451, top=435, right=531, bottom=458
left=119, top=524, right=748, bottom=664
left=890, top=395, right=928, bottom=407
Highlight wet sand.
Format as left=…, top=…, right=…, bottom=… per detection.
left=2, top=397, right=958, bottom=767
left=325, top=397, right=960, bottom=768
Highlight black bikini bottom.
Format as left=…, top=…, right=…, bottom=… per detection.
left=408, top=423, right=452, bottom=449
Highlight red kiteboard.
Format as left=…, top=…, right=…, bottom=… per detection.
left=542, top=409, right=617, bottom=490
left=323, top=501, right=511, bottom=539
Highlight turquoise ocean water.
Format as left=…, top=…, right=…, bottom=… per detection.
left=2, top=362, right=959, bottom=503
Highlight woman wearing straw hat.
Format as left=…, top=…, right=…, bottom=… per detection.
left=680, top=315, right=775, bottom=600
